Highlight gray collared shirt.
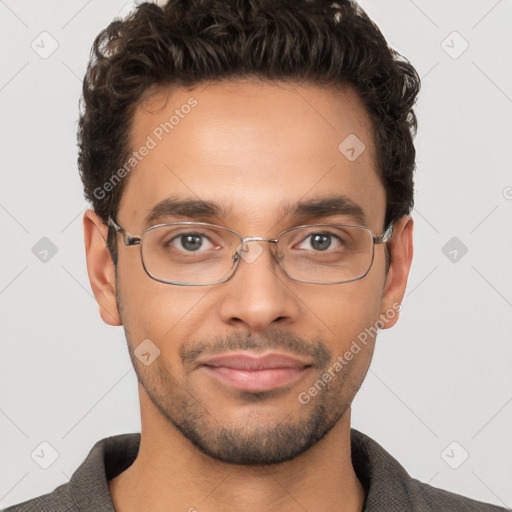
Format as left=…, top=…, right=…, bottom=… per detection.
left=3, top=429, right=509, bottom=511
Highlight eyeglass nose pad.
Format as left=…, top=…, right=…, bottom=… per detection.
left=234, top=240, right=265, bottom=265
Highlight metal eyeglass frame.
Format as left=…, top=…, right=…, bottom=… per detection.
left=107, top=217, right=394, bottom=286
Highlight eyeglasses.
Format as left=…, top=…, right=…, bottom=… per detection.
left=108, top=218, right=393, bottom=286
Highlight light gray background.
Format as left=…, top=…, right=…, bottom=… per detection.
left=1, top=0, right=511, bottom=509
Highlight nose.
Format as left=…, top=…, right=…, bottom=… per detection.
left=217, top=239, right=300, bottom=332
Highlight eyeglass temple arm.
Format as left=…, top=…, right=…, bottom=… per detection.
left=374, top=223, right=393, bottom=244
left=107, top=217, right=141, bottom=246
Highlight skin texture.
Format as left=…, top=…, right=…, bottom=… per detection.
left=84, top=79, right=413, bottom=512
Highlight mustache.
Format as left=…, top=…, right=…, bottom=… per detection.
left=180, top=329, right=332, bottom=369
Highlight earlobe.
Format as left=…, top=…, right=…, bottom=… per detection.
left=380, top=215, right=414, bottom=329
left=83, top=209, right=122, bottom=326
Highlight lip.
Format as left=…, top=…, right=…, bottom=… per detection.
left=198, top=352, right=312, bottom=392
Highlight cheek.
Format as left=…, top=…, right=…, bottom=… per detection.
left=305, top=277, right=383, bottom=342
left=116, top=259, right=216, bottom=357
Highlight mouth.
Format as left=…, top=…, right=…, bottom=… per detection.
left=198, top=352, right=313, bottom=392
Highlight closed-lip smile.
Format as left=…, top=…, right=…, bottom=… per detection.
left=197, top=352, right=313, bottom=392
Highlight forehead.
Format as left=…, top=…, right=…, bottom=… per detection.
left=119, top=79, right=386, bottom=233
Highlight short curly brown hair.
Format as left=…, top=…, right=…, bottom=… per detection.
left=78, top=0, right=420, bottom=263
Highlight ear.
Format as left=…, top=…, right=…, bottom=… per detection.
left=379, top=215, right=413, bottom=328
left=83, top=209, right=122, bottom=326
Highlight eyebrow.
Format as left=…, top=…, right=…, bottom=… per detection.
left=144, top=196, right=226, bottom=226
left=281, top=195, right=367, bottom=226
left=144, top=194, right=367, bottom=227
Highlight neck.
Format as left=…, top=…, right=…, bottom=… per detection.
left=109, top=392, right=365, bottom=512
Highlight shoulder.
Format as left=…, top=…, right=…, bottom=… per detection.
left=405, top=476, right=510, bottom=511
left=1, top=482, right=76, bottom=512
left=350, top=429, right=509, bottom=512
left=2, top=433, right=139, bottom=512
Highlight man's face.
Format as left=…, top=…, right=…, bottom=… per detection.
left=92, top=80, right=408, bottom=465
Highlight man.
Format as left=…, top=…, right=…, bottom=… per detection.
left=4, top=0, right=508, bottom=510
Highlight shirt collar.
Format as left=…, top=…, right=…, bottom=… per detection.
left=69, top=429, right=413, bottom=511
